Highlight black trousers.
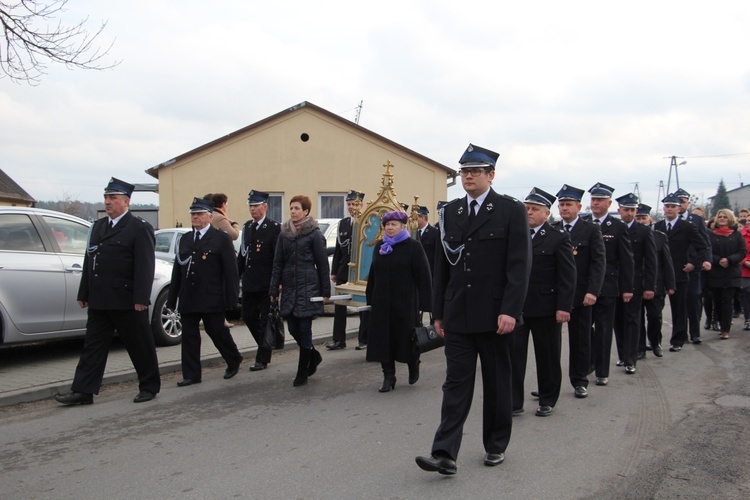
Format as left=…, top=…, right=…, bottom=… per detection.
left=686, top=271, right=703, bottom=340
left=358, top=310, right=370, bottom=345
left=71, top=308, right=160, bottom=395
left=512, top=316, right=562, bottom=409
left=591, top=296, right=616, bottom=378
left=242, top=290, right=272, bottom=364
left=668, top=282, right=689, bottom=347
left=181, top=311, right=242, bottom=380
left=640, top=294, right=666, bottom=350
left=712, top=287, right=737, bottom=332
left=568, top=305, right=592, bottom=388
left=431, top=330, right=513, bottom=460
left=331, top=279, right=348, bottom=343
left=614, top=295, right=642, bottom=367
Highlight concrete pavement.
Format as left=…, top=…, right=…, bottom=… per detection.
left=0, top=314, right=361, bottom=407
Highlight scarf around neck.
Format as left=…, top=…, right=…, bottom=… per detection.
left=380, top=229, right=410, bottom=255
left=713, top=227, right=734, bottom=236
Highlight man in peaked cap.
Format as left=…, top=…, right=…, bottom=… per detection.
left=511, top=188, right=575, bottom=418
left=56, top=177, right=161, bottom=406
left=551, top=184, right=605, bottom=399
left=636, top=204, right=676, bottom=358
left=416, top=144, right=531, bottom=474
left=168, top=197, right=243, bottom=386
left=587, top=183, right=634, bottom=386
left=674, top=188, right=712, bottom=344
left=329, top=189, right=365, bottom=350
left=654, top=194, right=707, bottom=351
left=238, top=190, right=281, bottom=371
left=613, top=193, right=656, bottom=375
left=416, top=205, right=438, bottom=275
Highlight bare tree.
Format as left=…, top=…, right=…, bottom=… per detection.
left=0, top=0, right=119, bottom=84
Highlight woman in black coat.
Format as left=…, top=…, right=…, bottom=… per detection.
left=708, top=209, right=747, bottom=339
left=366, top=211, right=432, bottom=392
left=270, top=195, right=331, bottom=386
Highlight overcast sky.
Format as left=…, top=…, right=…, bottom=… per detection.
left=2, top=0, right=749, bottom=211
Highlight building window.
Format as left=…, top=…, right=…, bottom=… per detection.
left=319, top=193, right=345, bottom=219
left=268, top=194, right=283, bottom=222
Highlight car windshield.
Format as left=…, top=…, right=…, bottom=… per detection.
left=318, top=222, right=330, bottom=234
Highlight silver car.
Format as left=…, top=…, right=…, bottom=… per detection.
left=0, top=207, right=181, bottom=346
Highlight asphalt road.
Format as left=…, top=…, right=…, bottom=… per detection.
left=2, top=319, right=750, bottom=499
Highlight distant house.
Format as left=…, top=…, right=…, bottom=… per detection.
left=0, top=169, right=35, bottom=207
left=146, top=101, right=456, bottom=228
left=707, top=183, right=750, bottom=215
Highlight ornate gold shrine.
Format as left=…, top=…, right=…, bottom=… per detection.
left=334, top=159, right=420, bottom=305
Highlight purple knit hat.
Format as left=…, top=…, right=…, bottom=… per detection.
left=381, top=210, right=408, bottom=226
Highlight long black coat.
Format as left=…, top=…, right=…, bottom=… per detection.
left=237, top=217, right=281, bottom=292
left=366, top=238, right=432, bottom=363
left=78, top=211, right=155, bottom=309
left=167, top=225, right=239, bottom=314
left=708, top=230, right=746, bottom=288
left=269, top=218, right=331, bottom=318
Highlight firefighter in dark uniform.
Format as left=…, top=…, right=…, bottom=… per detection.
left=613, top=193, right=657, bottom=375
left=636, top=204, right=676, bottom=358
left=587, top=183, right=634, bottom=386
left=238, top=190, right=281, bottom=371
left=167, top=197, right=243, bottom=386
left=416, top=144, right=531, bottom=475
left=55, top=178, right=161, bottom=405
left=552, top=184, right=605, bottom=399
left=328, top=190, right=364, bottom=350
left=511, top=188, right=575, bottom=418
left=416, top=206, right=438, bottom=274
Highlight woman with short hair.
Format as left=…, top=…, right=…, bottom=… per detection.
left=366, top=211, right=432, bottom=392
left=270, top=195, right=330, bottom=386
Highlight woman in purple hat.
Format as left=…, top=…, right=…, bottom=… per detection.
left=365, top=211, right=432, bottom=392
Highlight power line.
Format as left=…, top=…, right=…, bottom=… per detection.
left=683, top=152, right=750, bottom=159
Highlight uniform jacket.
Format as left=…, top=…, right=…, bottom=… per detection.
left=237, top=217, right=281, bottom=292
left=167, top=225, right=239, bottom=313
left=707, top=229, right=746, bottom=288
left=593, top=214, right=634, bottom=297
left=269, top=218, right=331, bottom=318
left=365, top=238, right=432, bottom=363
left=522, top=222, right=576, bottom=317
left=77, top=211, right=155, bottom=310
left=654, top=217, right=707, bottom=283
left=652, top=229, right=676, bottom=295
left=418, top=223, right=438, bottom=274
left=331, top=216, right=353, bottom=282
left=627, top=221, right=657, bottom=294
left=552, top=217, right=605, bottom=307
left=684, top=212, right=712, bottom=263
left=432, top=189, right=531, bottom=333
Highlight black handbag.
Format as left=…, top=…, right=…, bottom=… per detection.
left=262, top=302, right=285, bottom=350
left=413, top=323, right=444, bottom=354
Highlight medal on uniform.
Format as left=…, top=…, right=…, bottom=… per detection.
left=256, top=242, right=262, bottom=253
left=573, top=246, right=578, bottom=255
left=202, top=252, right=208, bottom=260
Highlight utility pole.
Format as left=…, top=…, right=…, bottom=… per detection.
left=665, top=155, right=686, bottom=195
left=354, top=100, right=363, bottom=125
left=632, top=182, right=641, bottom=201
left=655, top=180, right=666, bottom=216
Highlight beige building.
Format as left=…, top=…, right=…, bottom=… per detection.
left=0, top=169, right=35, bottom=207
left=146, top=101, right=456, bottom=227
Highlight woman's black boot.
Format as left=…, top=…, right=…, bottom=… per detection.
left=307, top=346, right=322, bottom=376
left=408, top=357, right=421, bottom=385
left=294, top=348, right=312, bottom=387
left=379, top=361, right=396, bottom=392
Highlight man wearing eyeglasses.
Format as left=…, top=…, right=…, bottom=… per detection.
left=416, top=144, right=531, bottom=475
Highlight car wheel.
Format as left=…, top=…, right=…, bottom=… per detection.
left=151, top=290, right=182, bottom=346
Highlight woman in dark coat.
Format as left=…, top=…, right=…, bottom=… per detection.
left=270, top=195, right=331, bottom=386
left=366, top=211, right=432, bottom=392
left=708, top=209, right=746, bottom=339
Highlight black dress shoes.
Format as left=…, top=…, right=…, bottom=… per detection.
left=326, top=341, right=346, bottom=350
left=355, top=343, right=367, bottom=350
left=535, top=405, right=554, bottom=417
left=595, top=377, right=608, bottom=386
left=669, top=345, right=682, bottom=352
left=653, top=346, right=664, bottom=357
left=415, top=455, right=457, bottom=475
left=484, top=453, right=505, bottom=466
left=512, top=408, right=524, bottom=416
left=177, top=379, right=201, bottom=387
left=133, top=391, right=155, bottom=403
left=637, top=351, right=646, bottom=360
left=574, top=386, right=588, bottom=398
left=625, top=365, right=636, bottom=374
left=530, top=390, right=540, bottom=398
left=692, top=337, right=702, bottom=345
left=249, top=362, right=267, bottom=372
left=55, top=392, right=93, bottom=406
left=224, top=365, right=240, bottom=379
